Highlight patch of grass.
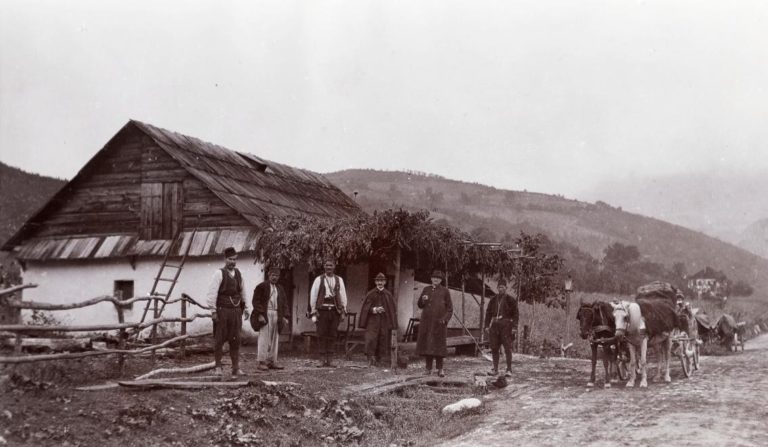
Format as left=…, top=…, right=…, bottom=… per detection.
left=357, top=387, right=488, bottom=446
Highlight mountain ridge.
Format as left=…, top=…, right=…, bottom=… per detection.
left=325, top=168, right=768, bottom=296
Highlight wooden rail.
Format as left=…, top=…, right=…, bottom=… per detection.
left=0, top=283, right=37, bottom=297
left=0, top=313, right=212, bottom=333
left=0, top=332, right=212, bottom=364
left=8, top=294, right=211, bottom=311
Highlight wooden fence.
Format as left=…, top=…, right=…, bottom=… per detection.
left=0, top=283, right=211, bottom=371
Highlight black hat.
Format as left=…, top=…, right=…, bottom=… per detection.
left=267, top=266, right=281, bottom=275
left=375, top=272, right=387, bottom=281
left=431, top=269, right=444, bottom=278
left=224, top=247, right=237, bottom=258
left=497, top=279, right=508, bottom=287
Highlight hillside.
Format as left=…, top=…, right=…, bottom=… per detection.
left=0, top=161, right=65, bottom=248
left=325, top=169, right=768, bottom=296
left=581, top=169, right=768, bottom=253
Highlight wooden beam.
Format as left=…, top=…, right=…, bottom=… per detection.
left=0, top=313, right=212, bottom=334
left=0, top=283, right=37, bottom=297
left=0, top=332, right=210, bottom=364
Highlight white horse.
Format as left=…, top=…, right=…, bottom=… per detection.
left=611, top=300, right=674, bottom=388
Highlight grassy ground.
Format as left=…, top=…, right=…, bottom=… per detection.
left=0, top=343, right=490, bottom=447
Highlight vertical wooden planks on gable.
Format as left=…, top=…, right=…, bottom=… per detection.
left=161, top=183, right=183, bottom=239
left=140, top=183, right=163, bottom=239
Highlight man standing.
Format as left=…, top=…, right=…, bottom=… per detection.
left=416, top=270, right=453, bottom=377
left=206, top=247, right=249, bottom=378
left=359, top=272, right=397, bottom=367
left=309, top=258, right=348, bottom=367
left=252, top=266, right=290, bottom=371
left=484, top=279, right=519, bottom=376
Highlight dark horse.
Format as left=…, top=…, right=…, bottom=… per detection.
left=576, top=301, right=623, bottom=388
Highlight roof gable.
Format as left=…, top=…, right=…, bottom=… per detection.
left=130, top=120, right=361, bottom=226
left=4, top=120, right=362, bottom=252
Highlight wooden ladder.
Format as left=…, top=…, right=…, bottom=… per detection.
left=135, top=223, right=199, bottom=341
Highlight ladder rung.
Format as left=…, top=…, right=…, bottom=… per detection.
left=156, top=278, right=176, bottom=282
left=164, top=264, right=182, bottom=269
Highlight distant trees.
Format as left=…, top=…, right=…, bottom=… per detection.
left=470, top=226, right=497, bottom=243
left=731, top=279, right=754, bottom=297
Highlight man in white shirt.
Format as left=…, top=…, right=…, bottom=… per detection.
left=251, top=266, right=290, bottom=371
left=309, top=258, right=348, bottom=367
left=206, top=247, right=249, bottom=378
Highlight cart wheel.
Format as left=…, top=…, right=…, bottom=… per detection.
left=692, top=343, right=700, bottom=371
left=679, top=340, right=692, bottom=378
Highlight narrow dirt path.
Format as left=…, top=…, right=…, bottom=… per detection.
left=443, top=334, right=768, bottom=447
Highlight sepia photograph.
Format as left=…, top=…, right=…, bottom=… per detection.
left=1, top=1, right=767, bottom=446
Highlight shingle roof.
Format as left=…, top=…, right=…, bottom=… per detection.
left=131, top=120, right=360, bottom=224
left=4, top=120, right=362, bottom=259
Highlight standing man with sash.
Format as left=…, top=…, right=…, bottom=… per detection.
left=416, top=270, right=453, bottom=377
left=484, top=279, right=518, bottom=377
left=206, top=247, right=249, bottom=378
left=309, top=258, right=348, bottom=367
left=252, top=266, right=290, bottom=371
left=359, top=272, right=397, bottom=367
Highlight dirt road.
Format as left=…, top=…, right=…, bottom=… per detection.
left=444, top=334, right=768, bottom=447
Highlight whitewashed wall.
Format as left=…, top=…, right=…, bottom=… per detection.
left=20, top=260, right=430, bottom=338
left=21, top=257, right=266, bottom=337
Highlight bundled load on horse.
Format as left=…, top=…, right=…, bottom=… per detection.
left=693, top=308, right=717, bottom=343
left=636, top=280, right=682, bottom=303
left=717, top=313, right=746, bottom=352
left=609, top=281, right=693, bottom=387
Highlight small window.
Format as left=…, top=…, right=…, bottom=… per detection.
left=114, top=280, right=135, bottom=310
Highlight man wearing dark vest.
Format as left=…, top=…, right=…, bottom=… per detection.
left=252, top=266, right=290, bottom=371
left=484, top=279, right=519, bottom=377
left=359, top=272, right=397, bottom=367
left=309, top=258, right=348, bottom=367
left=206, top=247, right=249, bottom=377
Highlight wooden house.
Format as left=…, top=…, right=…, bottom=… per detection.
left=1, top=120, right=372, bottom=337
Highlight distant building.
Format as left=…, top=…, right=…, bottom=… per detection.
left=687, top=266, right=728, bottom=298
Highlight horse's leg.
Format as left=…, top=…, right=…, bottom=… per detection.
left=626, top=344, right=636, bottom=388
left=610, top=345, right=619, bottom=383
left=639, top=337, right=648, bottom=388
left=601, top=346, right=612, bottom=388
left=587, top=344, right=597, bottom=387
left=663, top=337, right=672, bottom=383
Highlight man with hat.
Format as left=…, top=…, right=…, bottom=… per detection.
left=359, top=272, right=397, bottom=367
left=484, top=279, right=519, bottom=376
left=309, top=258, right=348, bottom=367
left=206, top=247, right=249, bottom=377
left=251, top=266, right=291, bottom=371
left=416, top=270, right=453, bottom=377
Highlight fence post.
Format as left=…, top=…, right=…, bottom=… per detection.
left=180, top=297, right=187, bottom=358
left=522, top=325, right=530, bottom=354
left=1, top=289, right=24, bottom=355
left=115, top=291, right=126, bottom=375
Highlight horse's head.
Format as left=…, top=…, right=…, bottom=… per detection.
left=611, top=301, right=630, bottom=336
left=576, top=303, right=594, bottom=339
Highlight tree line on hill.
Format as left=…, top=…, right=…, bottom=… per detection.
left=467, top=225, right=754, bottom=300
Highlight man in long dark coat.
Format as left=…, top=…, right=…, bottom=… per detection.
left=416, top=270, right=453, bottom=377
left=359, top=272, right=397, bottom=367
left=252, top=266, right=291, bottom=371
left=484, top=279, right=518, bottom=376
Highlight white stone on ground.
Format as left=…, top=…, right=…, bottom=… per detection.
left=442, top=398, right=482, bottom=415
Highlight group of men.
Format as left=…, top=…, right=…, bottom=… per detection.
left=207, top=247, right=519, bottom=378
left=206, top=248, right=399, bottom=376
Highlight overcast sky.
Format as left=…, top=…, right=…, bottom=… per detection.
left=1, top=0, right=767, bottom=197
